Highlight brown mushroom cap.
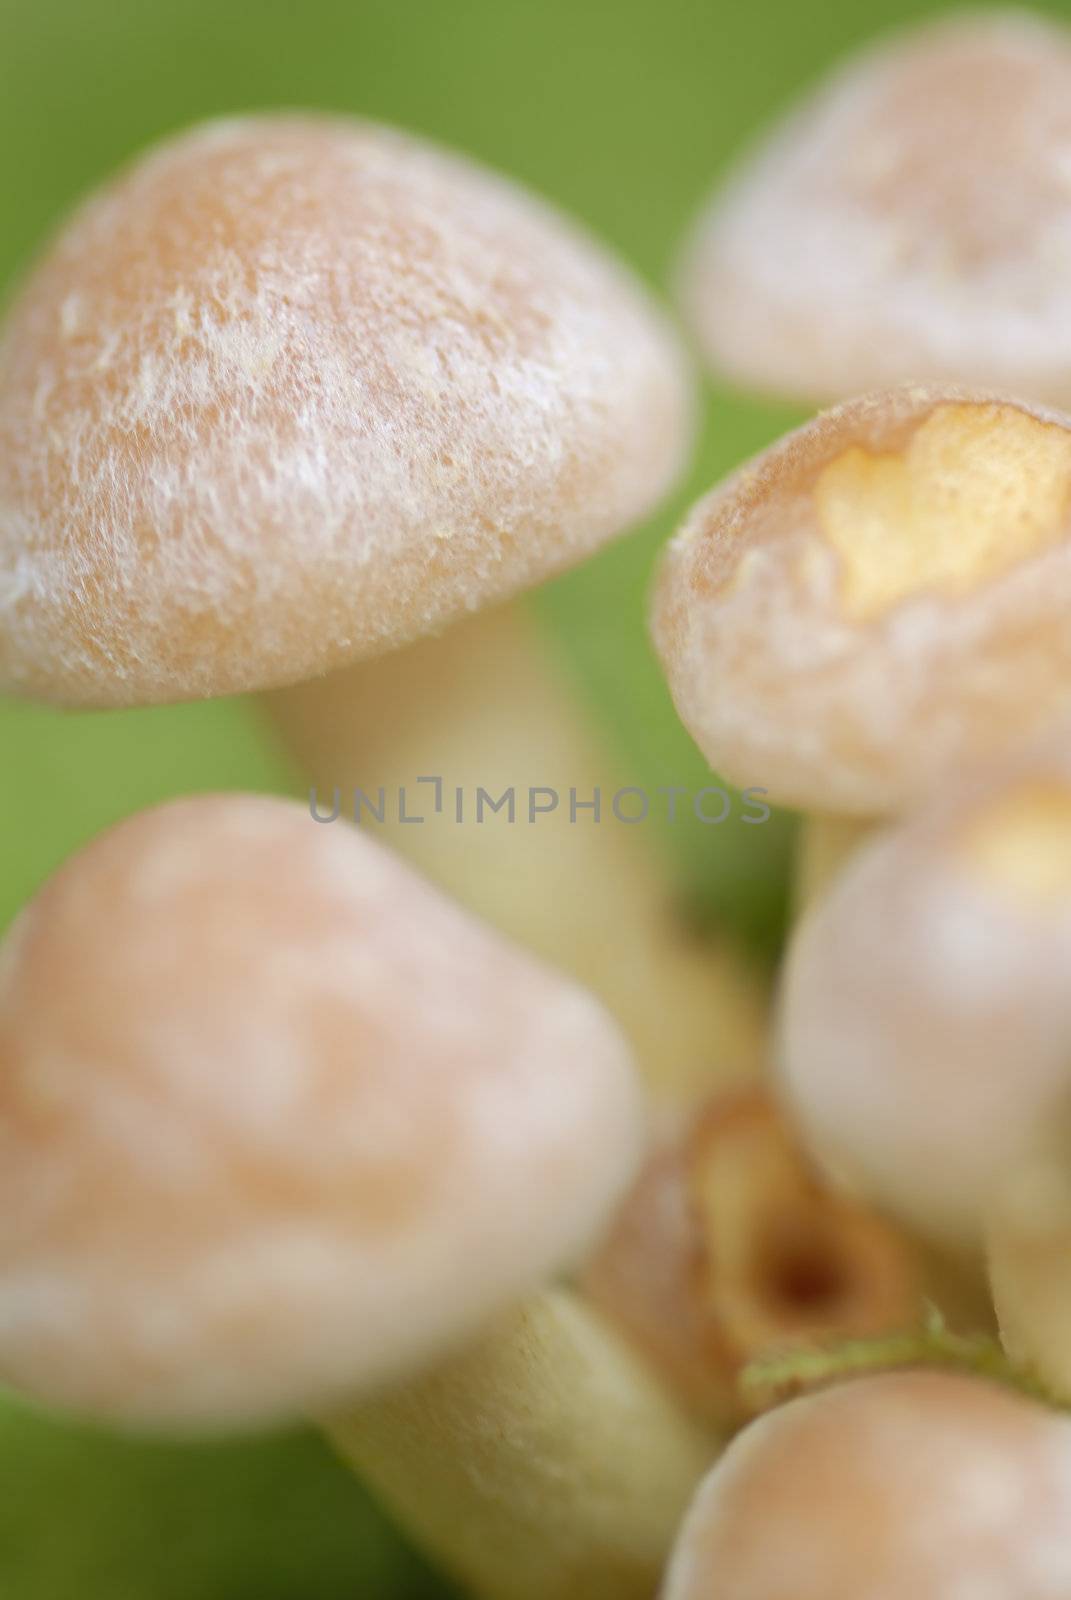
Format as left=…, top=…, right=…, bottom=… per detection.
left=0, top=796, right=642, bottom=1427
left=583, top=1088, right=922, bottom=1428
left=779, top=747, right=1071, bottom=1250
left=0, top=116, right=692, bottom=706
left=652, top=385, right=1071, bottom=815
left=681, top=11, right=1071, bottom=405
left=663, top=1371, right=1071, bottom=1600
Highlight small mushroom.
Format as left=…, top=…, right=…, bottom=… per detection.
left=583, top=1088, right=924, bottom=1429
left=651, top=385, right=1071, bottom=899
left=680, top=10, right=1071, bottom=407
left=662, top=1371, right=1071, bottom=1600
left=0, top=114, right=766, bottom=1102
left=779, top=747, right=1071, bottom=1254
left=0, top=795, right=713, bottom=1600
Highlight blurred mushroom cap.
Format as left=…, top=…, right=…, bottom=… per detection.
left=653, top=385, right=1071, bottom=815
left=0, top=796, right=642, bottom=1427
left=681, top=10, right=1071, bottom=405
left=583, top=1088, right=921, bottom=1429
left=0, top=116, right=692, bottom=706
left=779, top=746, right=1071, bottom=1250
left=663, top=1371, right=1071, bottom=1600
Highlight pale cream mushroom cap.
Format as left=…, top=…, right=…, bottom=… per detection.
left=0, top=795, right=643, bottom=1427
left=779, top=749, right=1071, bottom=1250
left=681, top=11, right=1071, bottom=405
left=663, top=1372, right=1071, bottom=1600
left=652, top=385, right=1071, bottom=815
left=0, top=115, right=692, bottom=706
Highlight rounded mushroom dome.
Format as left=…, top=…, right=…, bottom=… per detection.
left=652, top=385, right=1071, bottom=815
left=779, top=746, right=1071, bottom=1250
left=664, top=1371, right=1071, bottom=1600
left=0, top=795, right=643, bottom=1427
left=680, top=10, right=1071, bottom=405
left=0, top=116, right=692, bottom=706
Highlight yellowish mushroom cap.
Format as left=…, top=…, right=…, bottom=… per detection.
left=779, top=749, right=1071, bottom=1251
left=653, top=386, right=1071, bottom=814
left=0, top=116, right=692, bottom=706
left=664, top=1372, right=1071, bottom=1600
left=681, top=11, right=1071, bottom=405
left=0, top=796, right=642, bottom=1427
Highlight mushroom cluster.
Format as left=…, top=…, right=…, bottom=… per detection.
left=7, top=11, right=1071, bottom=1595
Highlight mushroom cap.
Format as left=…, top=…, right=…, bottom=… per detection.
left=652, top=385, right=1071, bottom=815
left=0, top=795, right=642, bottom=1428
left=680, top=11, right=1071, bottom=406
left=583, top=1088, right=921, bottom=1429
left=0, top=116, right=692, bottom=707
left=663, top=1371, right=1071, bottom=1600
left=779, top=747, right=1071, bottom=1251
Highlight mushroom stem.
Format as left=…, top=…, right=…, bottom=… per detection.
left=794, top=814, right=877, bottom=915
left=266, top=601, right=767, bottom=1104
left=989, top=1153, right=1071, bottom=1403
left=325, top=1287, right=715, bottom=1600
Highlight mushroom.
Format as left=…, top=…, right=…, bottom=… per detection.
left=583, top=1087, right=924, bottom=1429
left=679, top=10, right=1071, bottom=407
left=272, top=604, right=769, bottom=1105
left=0, top=114, right=766, bottom=1103
left=662, top=1371, right=1071, bottom=1600
left=651, top=385, right=1071, bottom=901
left=0, top=794, right=714, bottom=1600
left=779, top=746, right=1071, bottom=1255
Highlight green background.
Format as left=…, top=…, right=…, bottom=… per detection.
left=0, top=0, right=1057, bottom=1593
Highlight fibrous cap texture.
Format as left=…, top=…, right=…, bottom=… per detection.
left=653, top=385, right=1071, bottom=814
left=0, top=116, right=692, bottom=705
left=681, top=11, right=1071, bottom=405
